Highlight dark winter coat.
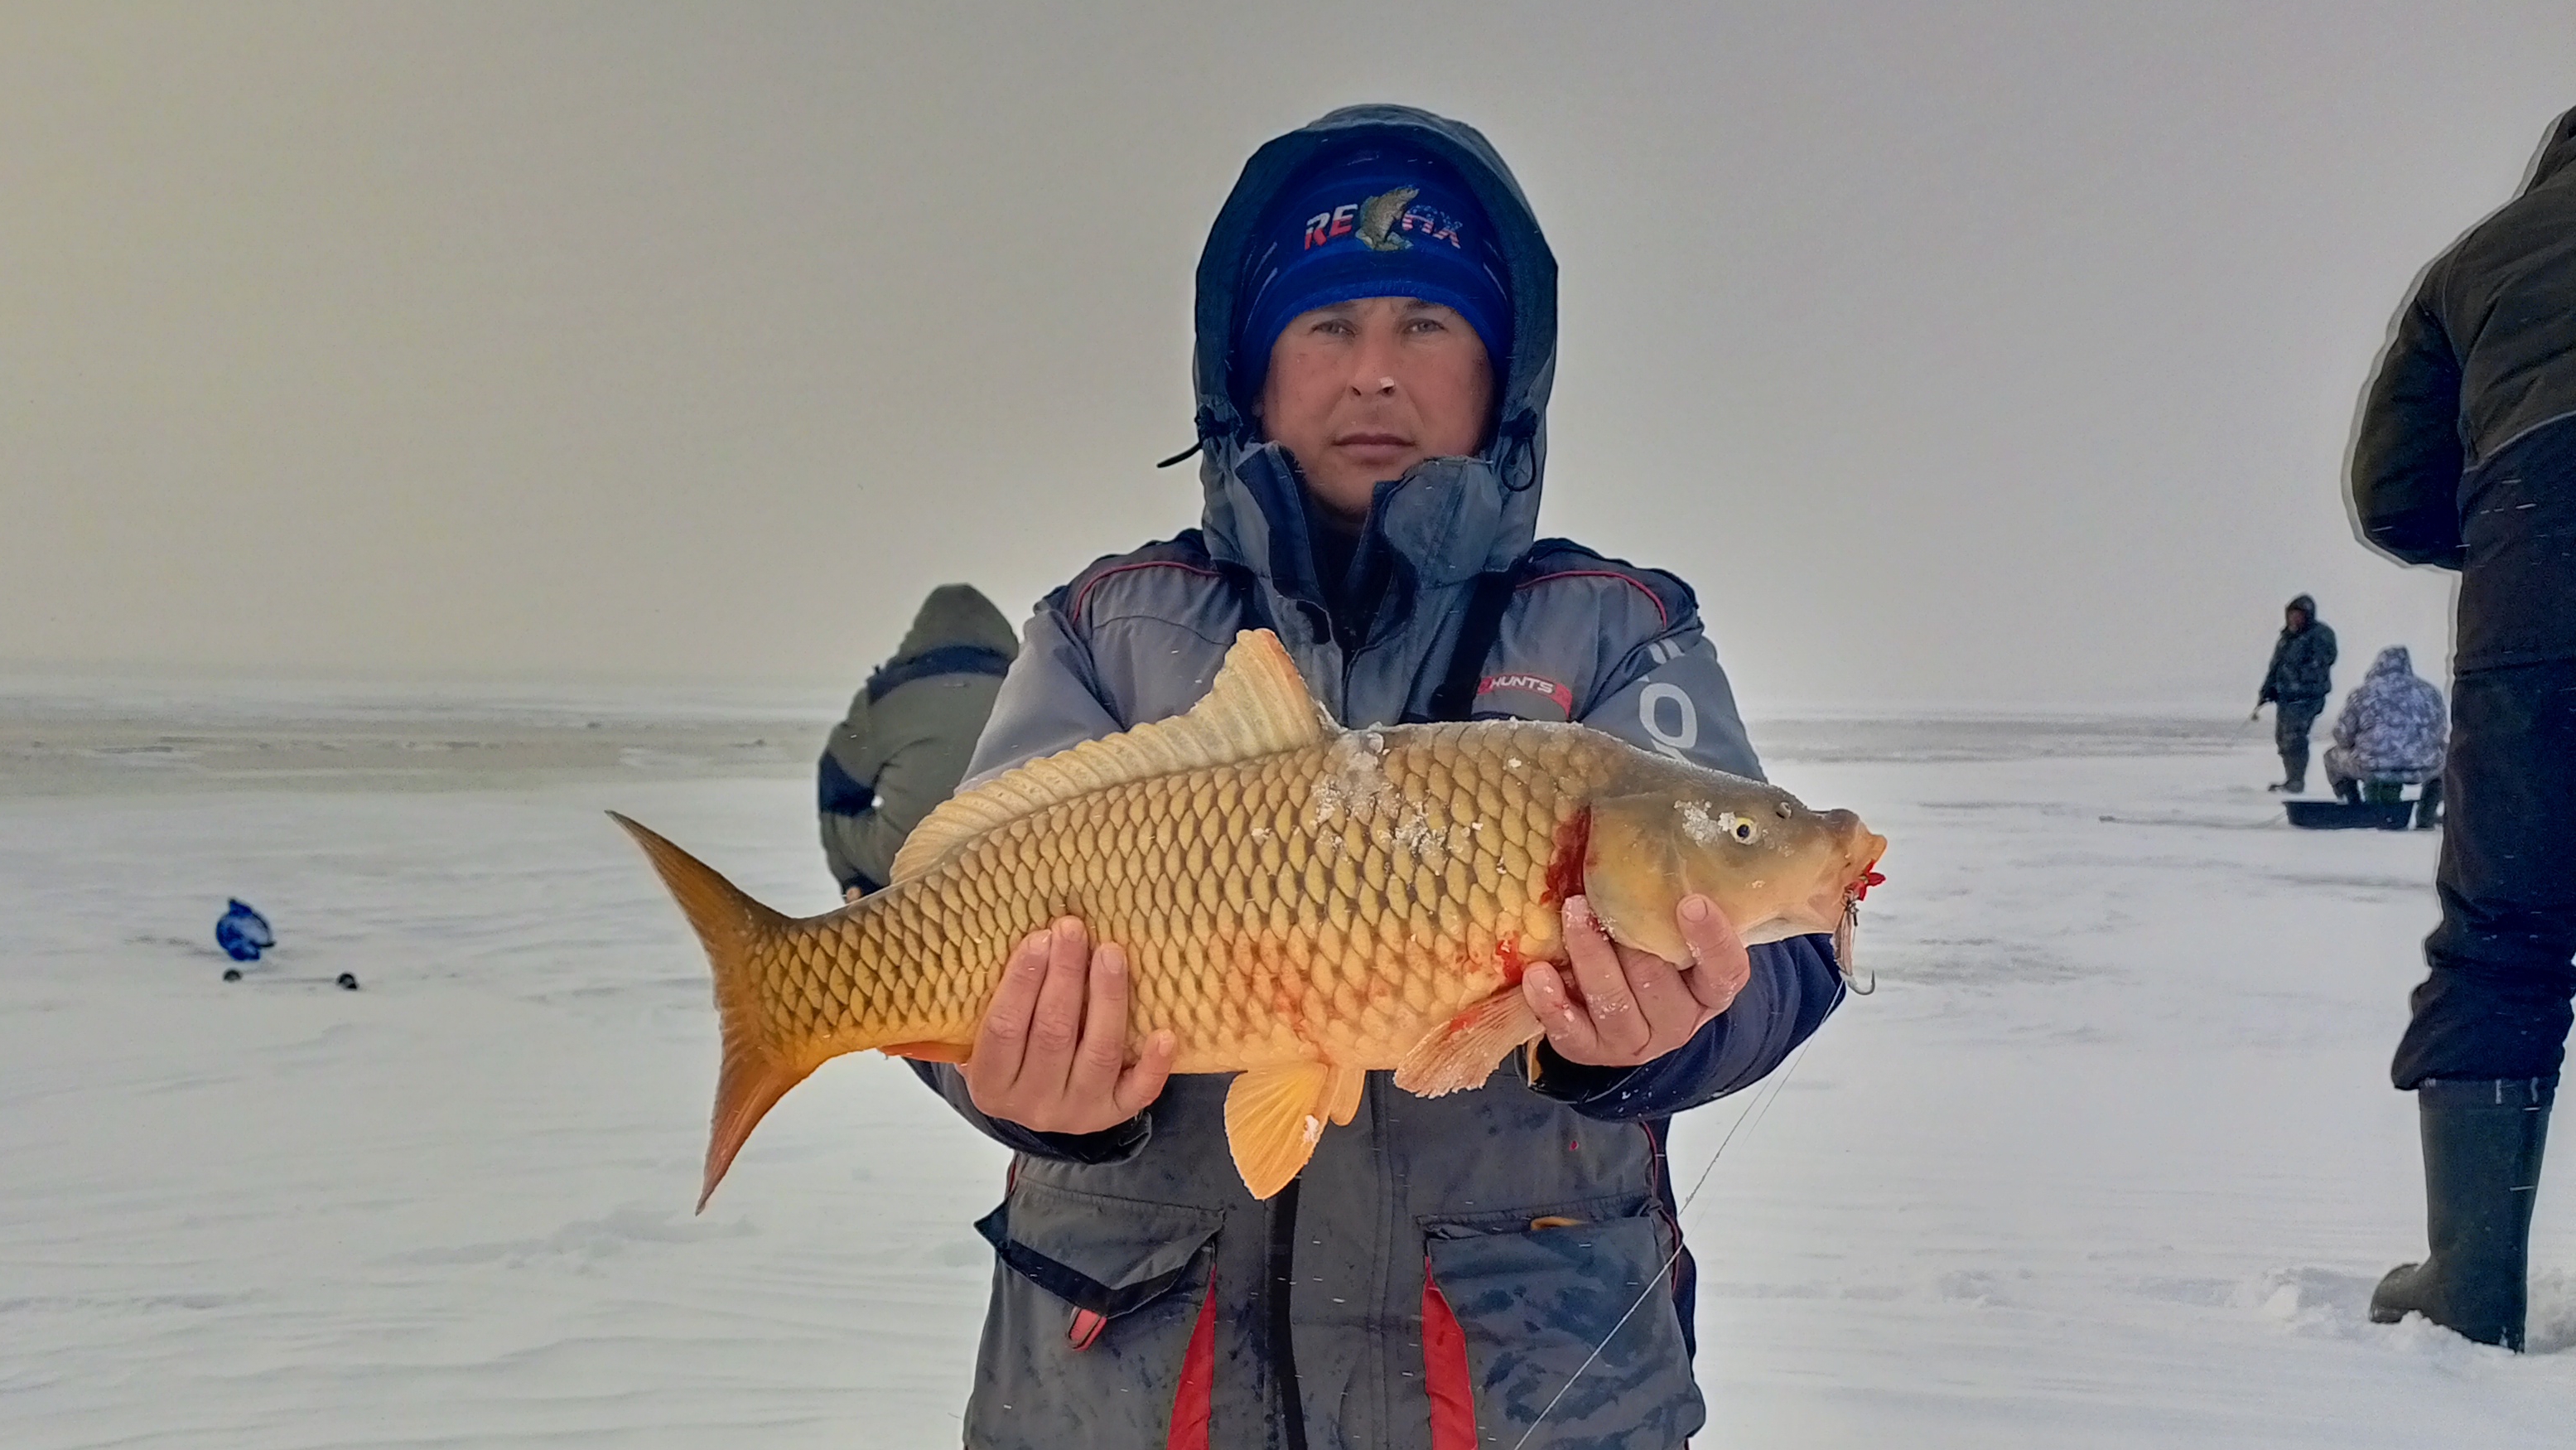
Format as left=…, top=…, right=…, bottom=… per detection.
left=2352, top=106, right=2576, bottom=670
left=2260, top=601, right=2338, bottom=706
left=924, top=104, right=1845, bottom=1450
left=817, top=585, right=1017, bottom=895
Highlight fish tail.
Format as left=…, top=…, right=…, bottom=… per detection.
left=607, top=812, right=807, bottom=1212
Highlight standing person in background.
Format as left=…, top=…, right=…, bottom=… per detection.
left=2323, top=645, right=2446, bottom=824
left=818, top=584, right=1018, bottom=901
left=2253, top=593, right=2337, bottom=792
left=2352, top=104, right=2576, bottom=1353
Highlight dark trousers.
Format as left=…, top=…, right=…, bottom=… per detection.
left=2393, top=659, right=2576, bottom=1087
left=2275, top=696, right=2324, bottom=784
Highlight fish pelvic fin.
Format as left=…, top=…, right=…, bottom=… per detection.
left=1224, top=1061, right=1364, bottom=1200
left=889, top=628, right=1330, bottom=883
left=1392, top=988, right=1545, bottom=1098
left=606, top=812, right=804, bottom=1213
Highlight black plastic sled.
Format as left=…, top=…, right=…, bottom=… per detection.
left=2284, top=800, right=2422, bottom=831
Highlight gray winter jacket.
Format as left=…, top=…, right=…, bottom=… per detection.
left=924, top=105, right=1845, bottom=1450
left=818, top=585, right=1017, bottom=895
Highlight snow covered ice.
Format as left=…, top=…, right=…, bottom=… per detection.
left=1, top=694, right=2569, bottom=1448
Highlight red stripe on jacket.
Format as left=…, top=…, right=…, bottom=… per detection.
left=1166, top=1265, right=1219, bottom=1449
left=1422, top=1265, right=1477, bottom=1450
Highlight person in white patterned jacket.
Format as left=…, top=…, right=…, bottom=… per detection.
left=2323, top=645, right=2446, bottom=825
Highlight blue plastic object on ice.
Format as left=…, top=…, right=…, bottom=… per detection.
left=216, top=899, right=274, bottom=962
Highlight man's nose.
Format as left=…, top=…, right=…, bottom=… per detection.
left=1346, top=330, right=1401, bottom=394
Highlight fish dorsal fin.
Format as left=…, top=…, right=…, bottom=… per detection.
left=888, top=629, right=1330, bottom=884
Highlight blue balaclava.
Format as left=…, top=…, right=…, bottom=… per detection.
left=1234, top=148, right=1512, bottom=399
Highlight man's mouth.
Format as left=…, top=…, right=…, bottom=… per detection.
left=1334, top=432, right=1411, bottom=450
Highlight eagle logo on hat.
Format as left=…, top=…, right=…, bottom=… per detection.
left=1356, top=186, right=1419, bottom=252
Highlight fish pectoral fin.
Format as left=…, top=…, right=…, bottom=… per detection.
left=1224, top=1062, right=1344, bottom=1200
left=1324, top=1064, right=1365, bottom=1126
left=1392, top=988, right=1545, bottom=1099
left=877, top=1041, right=972, bottom=1065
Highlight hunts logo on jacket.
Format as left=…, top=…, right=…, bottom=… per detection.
left=1474, top=671, right=1573, bottom=723
left=1305, top=187, right=1469, bottom=253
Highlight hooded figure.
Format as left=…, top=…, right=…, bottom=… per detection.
left=2352, top=105, right=2576, bottom=1354
left=818, top=584, right=1019, bottom=897
left=2255, top=593, right=2337, bottom=790
left=919, top=107, right=1845, bottom=1449
left=2326, top=645, right=2447, bottom=790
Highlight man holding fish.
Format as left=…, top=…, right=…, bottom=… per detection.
left=619, top=104, right=1879, bottom=1448
left=920, top=105, right=1855, bottom=1449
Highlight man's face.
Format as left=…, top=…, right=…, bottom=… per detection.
left=1254, top=297, right=1495, bottom=532
left=2286, top=607, right=2308, bottom=632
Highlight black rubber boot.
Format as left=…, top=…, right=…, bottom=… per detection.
left=2371, top=1078, right=2553, bottom=1351
left=2413, top=776, right=2443, bottom=829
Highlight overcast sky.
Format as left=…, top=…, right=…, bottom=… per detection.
left=5, top=2, right=2569, bottom=709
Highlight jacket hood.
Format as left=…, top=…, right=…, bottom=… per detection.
left=1188, top=104, right=1559, bottom=594
left=2368, top=644, right=2414, bottom=679
left=893, top=584, right=1020, bottom=662
left=2524, top=105, right=2576, bottom=195
left=2285, top=593, right=2317, bottom=624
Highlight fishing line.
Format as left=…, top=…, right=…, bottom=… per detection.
left=1507, top=1034, right=1820, bottom=1450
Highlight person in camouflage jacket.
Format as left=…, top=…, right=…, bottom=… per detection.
left=2255, top=593, right=2337, bottom=791
left=2324, top=645, right=2446, bottom=814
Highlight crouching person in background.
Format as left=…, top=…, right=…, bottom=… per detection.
left=818, top=584, right=1018, bottom=901
left=2323, top=645, right=2446, bottom=827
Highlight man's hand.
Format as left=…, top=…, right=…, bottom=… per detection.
left=962, top=916, right=1177, bottom=1136
left=1522, top=894, right=1751, bottom=1067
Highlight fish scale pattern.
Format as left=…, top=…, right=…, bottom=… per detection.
left=750, top=721, right=1626, bottom=1074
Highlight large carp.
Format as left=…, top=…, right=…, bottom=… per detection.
left=617, top=629, right=1884, bottom=1208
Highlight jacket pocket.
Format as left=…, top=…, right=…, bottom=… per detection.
left=1422, top=1199, right=1705, bottom=1450
left=963, top=1181, right=1223, bottom=1450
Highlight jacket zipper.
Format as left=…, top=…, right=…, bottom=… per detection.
left=1266, top=1177, right=1310, bottom=1449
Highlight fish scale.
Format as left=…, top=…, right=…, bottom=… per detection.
left=615, top=629, right=1884, bottom=1206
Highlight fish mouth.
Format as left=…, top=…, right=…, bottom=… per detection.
left=1849, top=834, right=1888, bottom=897
left=1833, top=834, right=1887, bottom=994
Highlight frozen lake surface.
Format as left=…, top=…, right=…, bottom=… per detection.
left=2, top=700, right=2568, bottom=1448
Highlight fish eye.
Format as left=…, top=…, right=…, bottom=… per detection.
left=1731, top=819, right=1758, bottom=844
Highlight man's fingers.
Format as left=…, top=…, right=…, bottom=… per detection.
left=1522, top=963, right=1600, bottom=1061
left=1020, top=917, right=1092, bottom=1090
left=1113, top=1029, right=1179, bottom=1118
left=1561, top=897, right=1649, bottom=1054
left=1676, top=894, right=1753, bottom=1013
left=1067, top=941, right=1132, bottom=1100
left=1619, top=947, right=1700, bottom=1042
left=968, top=927, right=1053, bottom=1085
